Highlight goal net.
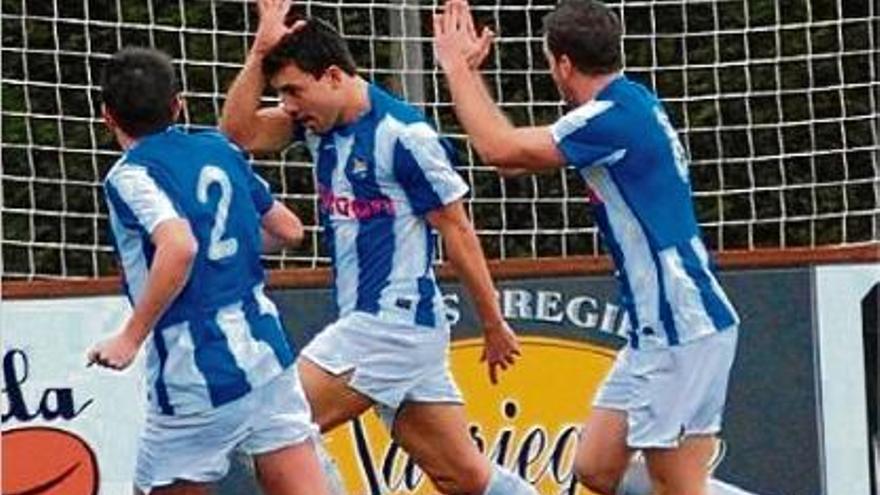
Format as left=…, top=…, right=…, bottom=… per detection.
left=1, top=0, right=878, bottom=279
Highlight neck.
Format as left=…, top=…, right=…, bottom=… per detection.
left=338, top=77, right=370, bottom=126
left=569, top=71, right=620, bottom=105
left=115, top=128, right=138, bottom=150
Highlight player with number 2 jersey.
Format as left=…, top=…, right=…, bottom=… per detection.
left=87, top=47, right=331, bottom=495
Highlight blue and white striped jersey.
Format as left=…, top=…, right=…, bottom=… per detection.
left=104, top=126, right=294, bottom=415
left=551, top=75, right=739, bottom=348
left=300, top=84, right=468, bottom=328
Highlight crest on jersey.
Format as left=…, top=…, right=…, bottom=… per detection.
left=351, top=157, right=369, bottom=178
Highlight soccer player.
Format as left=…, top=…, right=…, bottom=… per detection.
left=434, top=1, right=740, bottom=495
left=86, top=47, right=332, bottom=495
left=220, top=1, right=536, bottom=494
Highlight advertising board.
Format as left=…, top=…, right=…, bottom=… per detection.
left=5, top=266, right=865, bottom=494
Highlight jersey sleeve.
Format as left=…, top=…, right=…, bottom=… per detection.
left=393, top=122, right=470, bottom=215
left=246, top=167, right=275, bottom=216
left=103, top=164, right=182, bottom=234
left=550, top=100, right=624, bottom=170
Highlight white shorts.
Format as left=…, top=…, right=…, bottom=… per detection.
left=300, top=311, right=463, bottom=427
left=593, top=328, right=738, bottom=449
left=134, top=366, right=318, bottom=493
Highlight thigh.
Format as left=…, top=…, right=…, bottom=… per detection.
left=297, top=357, right=373, bottom=433
left=392, top=402, right=491, bottom=494
left=253, top=439, right=330, bottom=495
left=575, top=407, right=634, bottom=481
left=644, top=435, right=716, bottom=495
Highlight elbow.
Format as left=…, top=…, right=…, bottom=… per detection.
left=476, top=142, right=519, bottom=169
left=275, top=217, right=305, bottom=248
left=280, top=224, right=304, bottom=248
left=219, top=119, right=253, bottom=150
left=482, top=152, right=507, bottom=168
left=218, top=110, right=260, bottom=151
left=497, top=167, right=525, bottom=178
left=179, top=240, right=198, bottom=282
left=179, top=235, right=199, bottom=268
left=156, top=233, right=197, bottom=283
left=171, top=231, right=198, bottom=269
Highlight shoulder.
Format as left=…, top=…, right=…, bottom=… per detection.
left=552, top=76, right=660, bottom=142
left=104, top=158, right=149, bottom=188
left=371, top=84, right=425, bottom=126
left=104, top=157, right=128, bottom=185
left=618, top=76, right=660, bottom=103
left=190, top=126, right=232, bottom=144
left=371, top=92, right=439, bottom=150
left=104, top=160, right=158, bottom=189
left=102, top=161, right=173, bottom=212
left=188, top=126, right=246, bottom=155
left=392, top=120, right=453, bottom=169
left=398, top=120, right=440, bottom=148
left=551, top=99, right=617, bottom=142
left=373, top=109, right=438, bottom=154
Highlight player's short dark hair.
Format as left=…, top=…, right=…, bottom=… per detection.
left=100, top=47, right=179, bottom=138
left=543, top=0, right=622, bottom=75
left=262, top=17, right=357, bottom=79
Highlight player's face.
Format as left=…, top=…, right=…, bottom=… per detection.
left=271, top=62, right=344, bottom=134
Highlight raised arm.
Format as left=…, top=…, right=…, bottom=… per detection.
left=220, top=0, right=301, bottom=153
left=433, top=0, right=566, bottom=171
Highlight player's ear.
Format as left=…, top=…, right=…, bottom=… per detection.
left=170, top=94, right=184, bottom=122
left=325, top=65, right=345, bottom=88
left=101, top=103, right=117, bottom=131
left=558, top=54, right=573, bottom=80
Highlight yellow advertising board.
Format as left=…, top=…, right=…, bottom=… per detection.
left=323, top=336, right=617, bottom=495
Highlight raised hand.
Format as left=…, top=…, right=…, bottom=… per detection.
left=433, top=0, right=495, bottom=71
left=253, top=0, right=306, bottom=56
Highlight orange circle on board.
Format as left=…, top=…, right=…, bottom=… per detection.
left=2, top=426, right=99, bottom=495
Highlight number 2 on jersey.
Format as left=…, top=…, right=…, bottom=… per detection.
left=197, top=165, right=239, bottom=260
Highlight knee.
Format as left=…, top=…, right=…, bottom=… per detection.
left=574, top=458, right=619, bottom=495
left=428, top=459, right=490, bottom=495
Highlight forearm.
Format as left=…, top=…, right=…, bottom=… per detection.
left=443, top=221, right=504, bottom=328
left=442, top=62, right=517, bottom=165
left=125, top=242, right=195, bottom=346
left=220, top=50, right=268, bottom=141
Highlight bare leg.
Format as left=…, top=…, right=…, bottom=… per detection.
left=392, top=402, right=493, bottom=495
left=644, top=435, right=716, bottom=495
left=254, top=439, right=332, bottom=495
left=574, top=407, right=635, bottom=495
left=297, top=357, right=373, bottom=432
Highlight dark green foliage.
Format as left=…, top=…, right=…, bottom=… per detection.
left=1, top=0, right=877, bottom=278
